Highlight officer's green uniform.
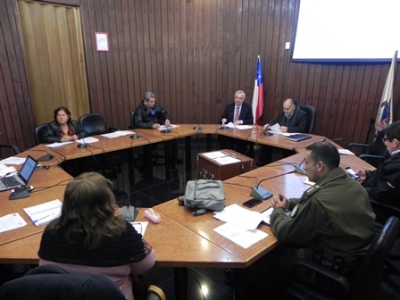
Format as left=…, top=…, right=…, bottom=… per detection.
left=270, top=168, right=376, bottom=269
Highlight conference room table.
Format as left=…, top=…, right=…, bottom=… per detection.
left=0, top=125, right=376, bottom=299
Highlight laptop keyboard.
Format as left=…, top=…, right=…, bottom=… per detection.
left=2, top=176, right=21, bottom=187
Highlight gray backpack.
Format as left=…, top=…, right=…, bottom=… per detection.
left=179, top=180, right=225, bottom=216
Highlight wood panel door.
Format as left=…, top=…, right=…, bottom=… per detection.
left=17, top=0, right=89, bottom=124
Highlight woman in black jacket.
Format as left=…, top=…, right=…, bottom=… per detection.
left=42, top=106, right=86, bottom=143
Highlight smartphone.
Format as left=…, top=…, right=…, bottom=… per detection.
left=345, top=167, right=360, bottom=180
left=243, top=198, right=263, bottom=208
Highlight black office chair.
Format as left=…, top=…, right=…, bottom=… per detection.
left=78, top=113, right=122, bottom=178
left=347, top=125, right=388, bottom=168
left=0, top=144, right=21, bottom=160
left=34, top=123, right=49, bottom=145
left=369, top=200, right=400, bottom=291
left=129, top=110, right=136, bottom=129
left=79, top=112, right=109, bottom=136
left=286, top=216, right=400, bottom=300
left=299, top=105, right=316, bottom=134
left=0, top=264, right=126, bottom=300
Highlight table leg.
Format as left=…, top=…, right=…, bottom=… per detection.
left=174, top=267, right=188, bottom=300
left=233, top=268, right=245, bottom=300
left=206, top=134, right=212, bottom=151
left=185, top=137, right=191, bottom=175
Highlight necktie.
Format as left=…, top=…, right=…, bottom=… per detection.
left=234, top=106, right=240, bottom=122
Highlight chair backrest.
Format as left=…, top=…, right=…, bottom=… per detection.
left=0, top=265, right=125, bottom=300
left=130, top=110, right=135, bottom=129
left=79, top=113, right=108, bottom=136
left=299, top=105, right=316, bottom=133
left=34, top=123, right=49, bottom=145
left=0, top=144, right=21, bottom=160
left=369, top=130, right=388, bottom=156
left=350, top=216, right=399, bottom=299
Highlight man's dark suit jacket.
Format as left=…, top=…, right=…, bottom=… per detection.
left=270, top=106, right=307, bottom=133
left=220, top=102, right=254, bottom=125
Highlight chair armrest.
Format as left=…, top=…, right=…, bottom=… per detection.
left=0, top=144, right=21, bottom=154
left=347, top=143, right=371, bottom=150
left=359, top=154, right=385, bottom=161
left=287, top=259, right=350, bottom=300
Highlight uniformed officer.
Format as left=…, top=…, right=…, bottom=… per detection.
left=270, top=141, right=376, bottom=274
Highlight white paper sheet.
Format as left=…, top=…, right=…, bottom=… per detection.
left=46, top=142, right=73, bottom=148
left=101, top=130, right=135, bottom=138
left=213, top=204, right=263, bottom=230
left=130, top=221, right=148, bottom=236
left=0, top=157, right=26, bottom=165
left=76, top=137, right=99, bottom=144
left=158, top=124, right=179, bottom=131
left=0, top=213, right=27, bottom=233
left=338, top=149, right=355, bottom=155
left=214, top=222, right=268, bottom=249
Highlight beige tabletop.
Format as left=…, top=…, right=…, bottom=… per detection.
left=0, top=167, right=72, bottom=252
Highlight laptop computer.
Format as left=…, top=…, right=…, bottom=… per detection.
left=0, top=155, right=38, bottom=192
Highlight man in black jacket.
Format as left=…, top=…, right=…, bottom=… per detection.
left=257, top=98, right=308, bottom=165
left=133, top=92, right=171, bottom=129
left=264, top=98, right=307, bottom=133
left=357, top=120, right=400, bottom=223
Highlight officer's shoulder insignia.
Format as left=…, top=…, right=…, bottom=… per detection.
left=291, top=203, right=299, bottom=217
left=304, top=185, right=320, bottom=196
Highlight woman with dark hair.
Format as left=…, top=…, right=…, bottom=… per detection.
left=38, top=172, right=156, bottom=300
left=42, top=106, right=86, bottom=143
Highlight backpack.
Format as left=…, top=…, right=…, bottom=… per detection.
left=179, top=179, right=225, bottom=216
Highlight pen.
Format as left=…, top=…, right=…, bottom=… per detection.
left=33, top=212, right=57, bottom=224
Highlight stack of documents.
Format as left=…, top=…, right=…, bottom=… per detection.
left=213, top=204, right=269, bottom=248
left=23, top=199, right=62, bottom=226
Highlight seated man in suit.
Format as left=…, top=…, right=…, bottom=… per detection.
left=357, top=120, right=400, bottom=223
left=218, top=90, right=254, bottom=154
left=258, top=98, right=308, bottom=166
left=133, top=92, right=171, bottom=129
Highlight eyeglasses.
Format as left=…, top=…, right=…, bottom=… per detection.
left=382, top=137, right=393, bottom=143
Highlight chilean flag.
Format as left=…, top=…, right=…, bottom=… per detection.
left=251, top=55, right=264, bottom=125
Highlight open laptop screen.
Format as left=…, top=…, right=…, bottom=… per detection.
left=19, top=156, right=38, bottom=184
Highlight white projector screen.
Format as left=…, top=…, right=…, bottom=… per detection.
left=292, top=0, right=400, bottom=62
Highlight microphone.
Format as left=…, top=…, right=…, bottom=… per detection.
left=193, top=118, right=202, bottom=131
left=162, top=124, right=171, bottom=134
left=28, top=149, right=54, bottom=161
left=294, top=158, right=306, bottom=174
left=220, top=112, right=233, bottom=129
left=77, top=137, right=89, bottom=148
left=250, top=170, right=295, bottom=200
left=130, top=133, right=141, bottom=139
left=262, top=130, right=273, bottom=136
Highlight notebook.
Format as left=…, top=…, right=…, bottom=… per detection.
left=0, top=155, right=38, bottom=192
left=23, top=199, right=62, bottom=226
left=284, top=134, right=311, bottom=142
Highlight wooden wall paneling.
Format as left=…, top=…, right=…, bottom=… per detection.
left=2, top=0, right=400, bottom=151
left=129, top=0, right=143, bottom=109
left=100, top=0, right=114, bottom=125
left=1, top=0, right=35, bottom=149
left=108, top=0, right=125, bottom=127
left=165, top=0, right=175, bottom=121
left=80, top=1, right=96, bottom=119
left=176, top=0, right=187, bottom=123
